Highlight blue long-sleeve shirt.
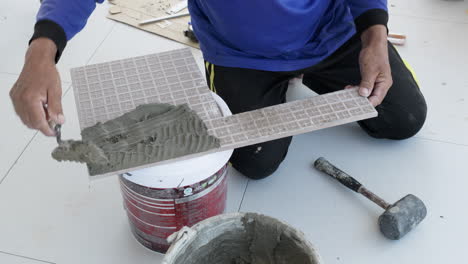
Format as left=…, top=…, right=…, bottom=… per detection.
left=33, top=0, right=387, bottom=71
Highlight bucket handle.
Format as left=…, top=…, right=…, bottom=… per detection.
left=167, top=226, right=195, bottom=244
left=163, top=226, right=197, bottom=263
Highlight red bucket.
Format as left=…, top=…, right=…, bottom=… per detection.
left=118, top=92, right=233, bottom=253
left=119, top=164, right=229, bottom=253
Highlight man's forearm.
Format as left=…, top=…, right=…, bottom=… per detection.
left=27, top=38, right=57, bottom=64
left=361, top=25, right=388, bottom=48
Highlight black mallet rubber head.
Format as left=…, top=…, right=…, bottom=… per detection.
left=378, top=194, right=427, bottom=240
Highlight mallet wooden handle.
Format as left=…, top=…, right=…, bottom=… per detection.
left=314, top=157, right=391, bottom=210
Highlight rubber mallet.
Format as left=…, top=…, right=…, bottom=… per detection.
left=314, top=157, right=427, bottom=240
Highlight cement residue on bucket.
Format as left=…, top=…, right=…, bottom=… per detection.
left=164, top=213, right=321, bottom=264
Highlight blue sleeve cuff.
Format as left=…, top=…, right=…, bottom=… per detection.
left=354, top=9, right=389, bottom=35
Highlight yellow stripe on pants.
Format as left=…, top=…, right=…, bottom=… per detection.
left=205, top=61, right=217, bottom=93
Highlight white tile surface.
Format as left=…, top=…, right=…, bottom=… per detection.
left=389, top=0, right=468, bottom=23
left=0, top=73, right=70, bottom=180
left=0, top=91, right=247, bottom=263
left=389, top=16, right=468, bottom=145
left=0, top=1, right=39, bottom=75
left=0, top=252, right=52, bottom=264
left=240, top=126, right=468, bottom=264
left=0, top=0, right=116, bottom=82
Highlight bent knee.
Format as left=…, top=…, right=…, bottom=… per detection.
left=230, top=137, right=292, bottom=180
left=232, top=160, right=283, bottom=180
left=391, top=105, right=427, bottom=140
left=361, top=99, right=427, bottom=140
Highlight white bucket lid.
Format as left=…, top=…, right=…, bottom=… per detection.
left=123, top=92, right=233, bottom=189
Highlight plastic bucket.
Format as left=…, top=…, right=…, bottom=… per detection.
left=162, top=212, right=322, bottom=264
left=119, top=93, right=234, bottom=253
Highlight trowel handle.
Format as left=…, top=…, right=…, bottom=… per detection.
left=314, top=157, right=362, bottom=192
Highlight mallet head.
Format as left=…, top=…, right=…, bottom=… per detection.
left=378, top=194, right=427, bottom=240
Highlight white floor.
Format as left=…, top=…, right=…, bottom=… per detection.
left=0, top=1, right=467, bottom=263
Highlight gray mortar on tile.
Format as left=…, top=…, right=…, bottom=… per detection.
left=52, top=140, right=109, bottom=165
left=173, top=213, right=318, bottom=264
left=52, top=103, right=220, bottom=176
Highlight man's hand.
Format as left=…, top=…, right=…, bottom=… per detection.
left=354, top=25, right=393, bottom=107
left=10, top=38, right=65, bottom=136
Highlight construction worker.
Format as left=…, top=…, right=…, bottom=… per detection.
left=10, top=0, right=427, bottom=179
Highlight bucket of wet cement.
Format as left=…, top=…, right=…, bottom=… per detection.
left=119, top=93, right=234, bottom=253
left=162, top=212, right=322, bottom=264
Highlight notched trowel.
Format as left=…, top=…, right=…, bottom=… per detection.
left=51, top=124, right=109, bottom=165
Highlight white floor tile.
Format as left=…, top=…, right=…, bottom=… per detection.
left=240, top=125, right=468, bottom=264
left=389, top=0, right=468, bottom=24
left=0, top=1, right=116, bottom=82
left=0, top=90, right=247, bottom=263
left=388, top=16, right=468, bottom=145
left=0, top=252, right=53, bottom=264
left=0, top=1, right=39, bottom=75
left=0, top=73, right=70, bottom=180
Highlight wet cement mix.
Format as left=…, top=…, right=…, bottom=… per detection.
left=52, top=103, right=220, bottom=176
left=178, top=213, right=318, bottom=264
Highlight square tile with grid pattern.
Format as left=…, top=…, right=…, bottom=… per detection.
left=71, top=48, right=221, bottom=130
left=71, top=48, right=377, bottom=177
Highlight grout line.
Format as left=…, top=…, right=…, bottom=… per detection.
left=237, top=179, right=250, bottom=212
left=0, top=250, right=55, bottom=264
left=0, top=81, right=75, bottom=186
left=84, top=24, right=117, bottom=66
left=0, top=132, right=39, bottom=185
left=414, top=136, right=468, bottom=147
left=62, top=83, right=74, bottom=96
left=0, top=72, right=20, bottom=77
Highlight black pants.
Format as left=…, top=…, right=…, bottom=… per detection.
left=204, top=35, right=427, bottom=180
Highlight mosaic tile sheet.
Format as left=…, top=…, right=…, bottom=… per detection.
left=71, top=48, right=377, bottom=177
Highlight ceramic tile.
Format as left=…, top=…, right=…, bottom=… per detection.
left=240, top=125, right=468, bottom=264
left=0, top=0, right=40, bottom=75
left=0, top=1, right=116, bottom=82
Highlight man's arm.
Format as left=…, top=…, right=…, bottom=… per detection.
left=345, top=0, right=392, bottom=107
left=10, top=0, right=102, bottom=136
